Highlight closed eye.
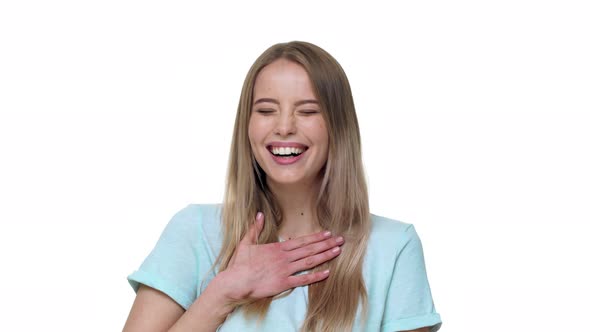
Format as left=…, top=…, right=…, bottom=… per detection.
left=255, top=108, right=276, bottom=114
left=298, top=110, right=320, bottom=115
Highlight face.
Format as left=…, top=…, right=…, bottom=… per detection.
left=248, top=58, right=329, bottom=188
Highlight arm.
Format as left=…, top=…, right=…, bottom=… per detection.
left=123, top=212, right=343, bottom=331
left=122, top=285, right=184, bottom=332
left=382, top=224, right=442, bottom=332
left=122, top=283, right=232, bottom=332
left=169, top=212, right=342, bottom=331
left=167, top=277, right=235, bottom=332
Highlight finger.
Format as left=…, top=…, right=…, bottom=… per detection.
left=286, top=270, right=330, bottom=288
left=287, top=236, right=344, bottom=262
left=289, top=246, right=341, bottom=275
left=279, top=230, right=333, bottom=251
left=253, top=212, right=264, bottom=244
left=242, top=212, right=264, bottom=245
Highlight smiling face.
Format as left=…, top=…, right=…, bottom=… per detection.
left=248, top=58, right=329, bottom=188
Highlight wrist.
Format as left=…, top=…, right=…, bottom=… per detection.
left=201, top=271, right=240, bottom=316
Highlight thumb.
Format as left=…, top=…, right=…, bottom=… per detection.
left=243, top=212, right=264, bottom=245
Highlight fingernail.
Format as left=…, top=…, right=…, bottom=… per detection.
left=323, top=231, right=332, bottom=237
left=323, top=270, right=330, bottom=275
left=256, top=212, right=263, bottom=220
left=336, top=236, right=344, bottom=244
left=332, top=247, right=340, bottom=253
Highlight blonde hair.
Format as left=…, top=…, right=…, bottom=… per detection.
left=217, top=41, right=371, bottom=332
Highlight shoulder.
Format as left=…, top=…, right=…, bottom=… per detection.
left=127, top=204, right=224, bottom=311
left=365, top=213, right=426, bottom=268
left=162, top=203, right=223, bottom=243
left=167, top=203, right=222, bottom=227
left=368, top=213, right=418, bottom=251
left=170, top=203, right=221, bottom=221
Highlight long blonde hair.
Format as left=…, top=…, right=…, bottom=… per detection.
left=217, top=41, right=371, bottom=332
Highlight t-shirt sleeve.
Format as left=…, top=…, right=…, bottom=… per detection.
left=381, top=224, right=442, bottom=332
left=126, top=205, right=203, bottom=310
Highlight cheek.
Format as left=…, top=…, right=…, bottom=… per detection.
left=307, top=120, right=329, bottom=159
left=320, top=124, right=330, bottom=160
left=247, top=124, right=254, bottom=144
left=248, top=116, right=272, bottom=142
left=248, top=118, right=269, bottom=163
left=248, top=119, right=261, bottom=145
left=247, top=121, right=259, bottom=159
left=315, top=121, right=329, bottom=147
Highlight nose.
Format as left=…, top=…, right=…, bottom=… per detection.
left=274, top=111, right=296, bottom=137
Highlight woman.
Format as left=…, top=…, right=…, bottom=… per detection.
left=124, top=41, right=442, bottom=332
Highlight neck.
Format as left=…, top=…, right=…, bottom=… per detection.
left=267, top=178, right=323, bottom=239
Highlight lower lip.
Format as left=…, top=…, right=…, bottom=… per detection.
left=269, top=150, right=306, bottom=165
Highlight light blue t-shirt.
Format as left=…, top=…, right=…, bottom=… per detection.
left=127, top=204, right=442, bottom=331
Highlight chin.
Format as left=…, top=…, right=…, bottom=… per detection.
left=266, top=173, right=311, bottom=186
left=267, top=176, right=304, bottom=185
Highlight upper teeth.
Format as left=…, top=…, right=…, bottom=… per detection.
left=272, top=147, right=304, bottom=155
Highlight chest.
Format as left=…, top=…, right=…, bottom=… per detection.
left=215, top=256, right=392, bottom=331
left=217, top=286, right=309, bottom=331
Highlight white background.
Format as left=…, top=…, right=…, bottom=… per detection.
left=1, top=1, right=589, bottom=331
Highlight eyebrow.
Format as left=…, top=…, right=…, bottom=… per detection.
left=253, top=98, right=319, bottom=107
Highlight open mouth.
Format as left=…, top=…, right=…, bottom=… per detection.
left=266, top=145, right=308, bottom=158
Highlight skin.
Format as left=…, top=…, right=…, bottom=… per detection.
left=122, top=59, right=432, bottom=332
left=123, top=216, right=344, bottom=332
left=249, top=58, right=329, bottom=239
left=123, top=59, right=342, bottom=332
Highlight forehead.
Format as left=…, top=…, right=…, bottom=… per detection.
left=253, top=59, right=316, bottom=99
